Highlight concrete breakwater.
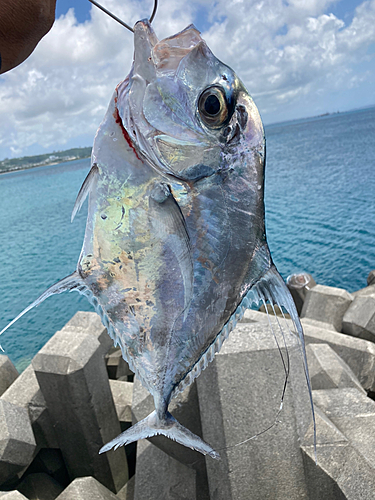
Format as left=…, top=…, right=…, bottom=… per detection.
left=0, top=271, right=375, bottom=499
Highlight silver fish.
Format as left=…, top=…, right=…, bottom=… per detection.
left=1, top=20, right=315, bottom=459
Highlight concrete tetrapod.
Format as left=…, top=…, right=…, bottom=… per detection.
left=196, top=321, right=311, bottom=500
left=132, top=377, right=210, bottom=500
left=302, top=388, right=375, bottom=500
left=367, top=270, right=375, bottom=286
left=306, top=343, right=366, bottom=393
left=134, top=440, right=196, bottom=500
left=1, top=365, right=58, bottom=449
left=116, top=476, right=135, bottom=500
left=55, top=477, right=118, bottom=500
left=342, top=295, right=375, bottom=342
left=243, top=309, right=375, bottom=392
left=58, top=311, right=112, bottom=354
left=109, top=379, right=133, bottom=424
left=32, top=330, right=128, bottom=493
left=286, top=272, right=316, bottom=315
left=0, top=492, right=28, bottom=499
left=301, top=319, right=375, bottom=392
left=0, top=400, right=36, bottom=487
left=301, top=284, right=353, bottom=332
left=17, top=472, right=64, bottom=499
left=0, top=356, right=18, bottom=397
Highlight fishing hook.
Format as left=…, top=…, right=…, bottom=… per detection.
left=88, top=0, right=158, bottom=33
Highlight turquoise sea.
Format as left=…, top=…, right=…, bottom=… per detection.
left=0, top=107, right=374, bottom=370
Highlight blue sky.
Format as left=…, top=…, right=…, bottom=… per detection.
left=56, top=0, right=92, bottom=23
left=0, top=0, right=374, bottom=159
left=55, top=0, right=218, bottom=33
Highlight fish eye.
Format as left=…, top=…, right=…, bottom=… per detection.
left=198, top=86, right=228, bottom=128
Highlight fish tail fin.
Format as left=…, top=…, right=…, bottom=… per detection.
left=99, top=410, right=220, bottom=460
left=0, top=271, right=84, bottom=338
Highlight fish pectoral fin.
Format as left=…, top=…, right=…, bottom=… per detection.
left=0, top=272, right=84, bottom=338
left=149, top=183, right=193, bottom=317
left=99, top=410, right=219, bottom=459
left=71, top=163, right=99, bottom=222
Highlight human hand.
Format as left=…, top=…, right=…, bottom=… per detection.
left=0, top=0, right=57, bottom=74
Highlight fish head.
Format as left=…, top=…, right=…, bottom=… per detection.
left=116, top=20, right=265, bottom=187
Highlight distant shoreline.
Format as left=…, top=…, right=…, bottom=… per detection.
left=264, top=103, right=375, bottom=128
left=0, top=153, right=91, bottom=176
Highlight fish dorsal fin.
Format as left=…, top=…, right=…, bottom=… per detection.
left=171, top=265, right=317, bottom=461
left=251, top=266, right=317, bottom=461
left=71, top=164, right=99, bottom=222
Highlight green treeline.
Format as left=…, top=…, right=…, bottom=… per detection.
left=0, top=147, right=92, bottom=173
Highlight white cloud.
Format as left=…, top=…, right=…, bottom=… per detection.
left=0, top=0, right=375, bottom=158
left=203, top=0, right=375, bottom=117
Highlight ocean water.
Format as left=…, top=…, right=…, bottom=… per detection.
left=0, top=107, right=374, bottom=369
left=265, top=107, right=375, bottom=292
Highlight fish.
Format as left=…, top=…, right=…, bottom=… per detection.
left=0, top=20, right=315, bottom=460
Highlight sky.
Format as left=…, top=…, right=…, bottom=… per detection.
left=0, top=0, right=374, bottom=160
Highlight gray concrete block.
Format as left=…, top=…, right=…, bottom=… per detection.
left=55, top=477, right=118, bottom=500
left=196, top=322, right=311, bottom=500
left=32, top=330, right=128, bottom=493
left=116, top=476, right=134, bottom=500
left=367, top=270, right=375, bottom=286
left=302, top=389, right=375, bottom=499
left=106, top=348, right=122, bottom=379
left=106, top=348, right=132, bottom=380
left=26, top=449, right=69, bottom=489
left=0, top=356, right=18, bottom=397
left=1, top=365, right=58, bottom=449
left=352, top=284, right=375, bottom=298
left=240, top=308, right=266, bottom=323
left=313, top=388, right=375, bottom=467
left=301, top=284, right=353, bottom=331
left=109, top=380, right=132, bottom=424
left=116, top=359, right=133, bottom=381
left=301, top=320, right=375, bottom=392
left=306, top=343, right=365, bottom=393
left=303, top=443, right=375, bottom=500
left=134, top=440, right=196, bottom=500
left=342, top=295, right=375, bottom=342
left=0, top=400, right=36, bottom=486
left=17, top=472, right=64, bottom=499
left=132, top=378, right=210, bottom=500
left=286, top=272, right=316, bottom=315
left=61, top=311, right=112, bottom=353
left=240, top=309, right=375, bottom=392
left=242, top=307, right=289, bottom=324
left=300, top=317, right=337, bottom=331
left=0, top=492, right=28, bottom=499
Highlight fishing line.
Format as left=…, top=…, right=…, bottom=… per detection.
left=214, top=295, right=291, bottom=455
left=88, top=0, right=158, bottom=32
